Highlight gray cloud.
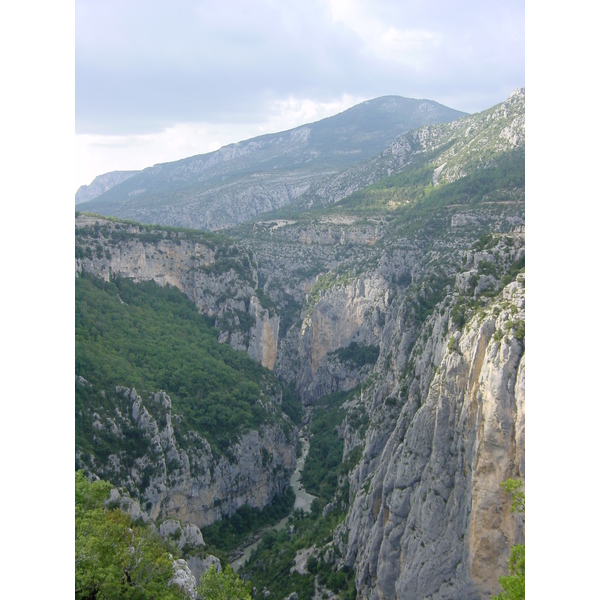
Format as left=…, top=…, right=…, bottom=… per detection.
left=76, top=0, right=524, bottom=135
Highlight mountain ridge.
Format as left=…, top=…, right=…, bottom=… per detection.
left=76, top=95, right=467, bottom=227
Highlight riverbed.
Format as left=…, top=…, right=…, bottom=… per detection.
left=232, top=434, right=316, bottom=572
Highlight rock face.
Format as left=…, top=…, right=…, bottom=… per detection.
left=159, top=519, right=205, bottom=550
left=295, top=274, right=387, bottom=403
left=75, top=215, right=279, bottom=370
left=170, top=559, right=198, bottom=600
left=78, top=385, right=296, bottom=528
left=103, top=485, right=219, bottom=600
left=333, top=278, right=525, bottom=599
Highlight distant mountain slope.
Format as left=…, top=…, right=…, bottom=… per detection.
left=75, top=170, right=140, bottom=204
left=77, top=96, right=467, bottom=229
left=284, top=88, right=525, bottom=213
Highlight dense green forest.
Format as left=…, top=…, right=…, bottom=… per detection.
left=75, top=273, right=301, bottom=457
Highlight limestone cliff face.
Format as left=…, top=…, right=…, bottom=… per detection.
left=78, top=383, right=296, bottom=529
left=334, top=277, right=525, bottom=600
left=294, top=275, right=387, bottom=403
left=75, top=215, right=279, bottom=369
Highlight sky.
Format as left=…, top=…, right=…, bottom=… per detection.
left=75, top=0, right=525, bottom=190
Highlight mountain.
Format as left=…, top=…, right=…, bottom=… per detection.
left=287, top=88, right=525, bottom=213
left=75, top=90, right=524, bottom=599
left=76, top=96, right=467, bottom=230
left=75, top=170, right=140, bottom=204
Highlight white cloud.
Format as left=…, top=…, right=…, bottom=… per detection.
left=265, top=94, right=364, bottom=132
left=324, top=0, right=441, bottom=67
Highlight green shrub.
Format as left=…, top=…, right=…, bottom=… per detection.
left=332, top=342, right=380, bottom=368
left=448, top=336, right=457, bottom=353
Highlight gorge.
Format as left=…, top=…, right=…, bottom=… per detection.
left=75, top=90, right=525, bottom=599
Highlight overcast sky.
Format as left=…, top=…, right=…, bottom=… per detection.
left=75, top=0, right=524, bottom=190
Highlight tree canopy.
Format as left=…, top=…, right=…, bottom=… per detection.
left=196, top=566, right=251, bottom=600
left=75, top=471, right=186, bottom=600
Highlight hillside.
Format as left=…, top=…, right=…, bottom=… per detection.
left=75, top=90, right=524, bottom=599
left=76, top=96, right=466, bottom=229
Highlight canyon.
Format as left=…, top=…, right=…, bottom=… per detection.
left=75, top=90, right=525, bottom=599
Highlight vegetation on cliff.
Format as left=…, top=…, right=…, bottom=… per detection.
left=75, top=471, right=186, bottom=600
left=240, top=503, right=356, bottom=600
left=76, top=273, right=300, bottom=459
left=493, top=479, right=525, bottom=600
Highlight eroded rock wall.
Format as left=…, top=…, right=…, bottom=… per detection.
left=78, top=384, right=296, bottom=528
left=334, top=277, right=525, bottom=600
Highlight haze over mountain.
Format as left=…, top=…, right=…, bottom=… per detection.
left=76, top=96, right=467, bottom=230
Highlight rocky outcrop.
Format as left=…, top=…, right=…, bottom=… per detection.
left=78, top=385, right=297, bottom=529
left=170, top=559, right=198, bottom=599
left=159, top=519, right=205, bottom=550
left=102, top=485, right=218, bottom=600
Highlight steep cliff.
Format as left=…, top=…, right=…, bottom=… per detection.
left=75, top=215, right=279, bottom=370
left=77, top=382, right=296, bottom=528
left=333, top=276, right=524, bottom=599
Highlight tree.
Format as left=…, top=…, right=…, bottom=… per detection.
left=75, top=471, right=186, bottom=600
left=500, top=478, right=525, bottom=514
left=493, top=478, right=525, bottom=600
left=196, top=565, right=251, bottom=600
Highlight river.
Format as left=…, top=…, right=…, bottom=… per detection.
left=232, top=433, right=317, bottom=572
